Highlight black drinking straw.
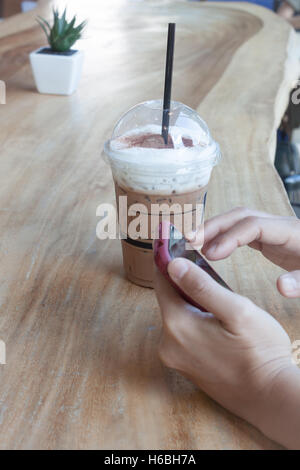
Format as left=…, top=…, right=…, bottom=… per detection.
left=162, top=23, right=176, bottom=145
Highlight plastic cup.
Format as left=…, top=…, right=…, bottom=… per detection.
left=104, top=100, right=221, bottom=288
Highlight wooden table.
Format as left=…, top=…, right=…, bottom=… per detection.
left=0, top=0, right=300, bottom=450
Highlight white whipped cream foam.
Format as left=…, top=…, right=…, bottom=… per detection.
left=104, top=125, right=220, bottom=194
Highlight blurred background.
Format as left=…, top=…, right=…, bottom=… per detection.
left=0, top=0, right=37, bottom=17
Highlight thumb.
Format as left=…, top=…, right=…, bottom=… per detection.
left=167, top=257, right=254, bottom=330
left=277, top=271, right=300, bottom=298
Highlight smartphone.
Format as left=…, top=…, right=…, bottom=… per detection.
left=154, top=221, right=231, bottom=310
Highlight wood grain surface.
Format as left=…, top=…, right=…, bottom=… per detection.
left=0, top=0, right=300, bottom=450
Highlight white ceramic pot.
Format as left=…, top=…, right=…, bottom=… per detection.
left=30, top=47, right=84, bottom=96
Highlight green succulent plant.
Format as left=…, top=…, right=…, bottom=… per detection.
left=37, top=8, right=86, bottom=53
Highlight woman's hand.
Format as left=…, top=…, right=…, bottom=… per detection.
left=201, top=207, right=300, bottom=298
left=155, top=259, right=300, bottom=448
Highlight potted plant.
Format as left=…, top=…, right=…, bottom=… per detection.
left=30, top=8, right=86, bottom=95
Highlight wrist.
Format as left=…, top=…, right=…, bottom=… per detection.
left=255, top=364, right=300, bottom=448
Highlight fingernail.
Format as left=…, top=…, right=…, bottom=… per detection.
left=168, top=258, right=189, bottom=281
left=281, top=275, right=298, bottom=293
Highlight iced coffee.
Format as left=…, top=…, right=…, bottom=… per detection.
left=104, top=100, right=220, bottom=288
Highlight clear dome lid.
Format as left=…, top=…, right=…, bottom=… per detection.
left=110, top=99, right=212, bottom=150
left=104, top=100, right=221, bottom=194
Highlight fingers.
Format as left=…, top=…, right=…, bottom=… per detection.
left=277, top=271, right=300, bottom=298
left=154, top=268, right=185, bottom=310
left=202, top=207, right=273, bottom=248
left=203, top=215, right=292, bottom=261
left=154, top=268, right=188, bottom=325
left=167, top=257, right=254, bottom=330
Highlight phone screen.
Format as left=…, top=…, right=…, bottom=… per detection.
left=168, top=225, right=231, bottom=291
